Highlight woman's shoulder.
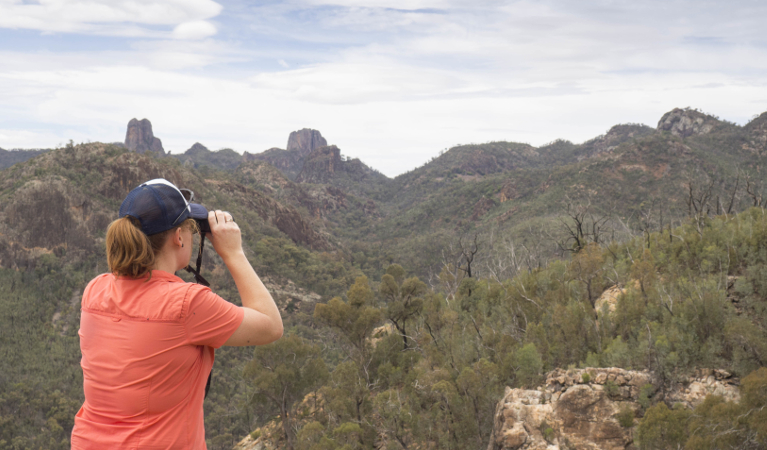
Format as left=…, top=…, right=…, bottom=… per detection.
left=83, top=273, right=114, bottom=293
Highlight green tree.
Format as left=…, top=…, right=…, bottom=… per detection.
left=380, top=265, right=426, bottom=350
left=513, top=343, right=543, bottom=388
left=314, top=276, right=382, bottom=373
left=244, top=334, right=329, bottom=450
left=636, top=402, right=690, bottom=450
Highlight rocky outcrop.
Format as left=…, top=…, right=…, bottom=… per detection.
left=287, top=128, right=327, bottom=158
left=296, top=146, right=342, bottom=184
left=209, top=179, right=330, bottom=250
left=472, top=196, right=496, bottom=220
left=595, top=285, right=625, bottom=315
left=488, top=367, right=740, bottom=450
left=125, top=118, right=165, bottom=154
left=657, top=108, right=720, bottom=138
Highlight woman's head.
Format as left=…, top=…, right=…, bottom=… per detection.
left=106, top=179, right=207, bottom=278
left=106, top=217, right=198, bottom=278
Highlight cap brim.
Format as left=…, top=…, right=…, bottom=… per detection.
left=189, top=203, right=209, bottom=220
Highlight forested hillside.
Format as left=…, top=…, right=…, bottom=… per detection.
left=1, top=108, right=766, bottom=450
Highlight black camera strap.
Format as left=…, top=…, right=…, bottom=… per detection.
left=184, top=231, right=210, bottom=287
left=183, top=231, right=213, bottom=398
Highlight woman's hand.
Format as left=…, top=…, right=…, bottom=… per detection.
left=207, top=210, right=242, bottom=261
left=206, top=209, right=283, bottom=346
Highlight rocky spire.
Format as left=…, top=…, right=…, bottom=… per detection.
left=125, top=118, right=165, bottom=155
left=286, top=129, right=327, bottom=158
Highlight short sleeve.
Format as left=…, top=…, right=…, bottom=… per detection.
left=183, top=286, right=245, bottom=348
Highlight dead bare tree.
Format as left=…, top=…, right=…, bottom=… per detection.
left=434, top=233, right=481, bottom=301
left=746, top=177, right=766, bottom=208
left=457, top=233, right=480, bottom=278
left=686, top=178, right=715, bottom=219
left=557, top=199, right=613, bottom=254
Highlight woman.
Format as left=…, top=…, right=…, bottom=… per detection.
left=71, top=178, right=283, bottom=449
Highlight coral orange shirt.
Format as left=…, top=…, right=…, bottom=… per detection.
left=71, top=271, right=244, bottom=450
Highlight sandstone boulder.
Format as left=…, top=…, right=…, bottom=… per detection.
left=595, top=285, right=625, bottom=315
left=125, top=118, right=165, bottom=155
left=488, top=368, right=740, bottom=450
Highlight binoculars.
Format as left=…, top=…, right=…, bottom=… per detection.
left=195, top=213, right=234, bottom=234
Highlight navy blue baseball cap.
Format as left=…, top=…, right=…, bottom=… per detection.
left=119, top=178, right=208, bottom=235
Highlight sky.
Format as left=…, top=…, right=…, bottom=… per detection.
left=0, top=0, right=766, bottom=177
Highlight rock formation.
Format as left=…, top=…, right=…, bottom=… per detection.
left=657, top=108, right=720, bottom=138
left=595, top=285, right=625, bottom=315
left=287, top=128, right=327, bottom=158
left=243, top=129, right=328, bottom=181
left=487, top=367, right=740, bottom=450
left=124, top=118, right=165, bottom=155
left=295, top=145, right=342, bottom=184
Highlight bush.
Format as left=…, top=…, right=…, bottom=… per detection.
left=615, top=405, right=634, bottom=428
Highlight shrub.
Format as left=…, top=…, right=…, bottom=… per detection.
left=616, top=405, right=634, bottom=428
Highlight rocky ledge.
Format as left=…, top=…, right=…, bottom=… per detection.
left=487, top=367, right=739, bottom=450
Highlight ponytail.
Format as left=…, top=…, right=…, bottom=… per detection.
left=106, top=216, right=198, bottom=278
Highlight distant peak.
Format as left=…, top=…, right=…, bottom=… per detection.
left=186, top=142, right=210, bottom=154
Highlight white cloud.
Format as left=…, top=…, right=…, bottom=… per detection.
left=0, top=0, right=222, bottom=35
left=1, top=63, right=765, bottom=176
left=172, top=20, right=217, bottom=39
left=297, top=0, right=453, bottom=9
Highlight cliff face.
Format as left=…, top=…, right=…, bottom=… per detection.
left=488, top=368, right=739, bottom=450
left=244, top=147, right=304, bottom=180
left=295, top=145, right=343, bottom=184
left=243, top=129, right=328, bottom=181
left=125, top=118, right=165, bottom=155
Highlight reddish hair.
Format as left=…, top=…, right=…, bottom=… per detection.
left=106, top=216, right=197, bottom=278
